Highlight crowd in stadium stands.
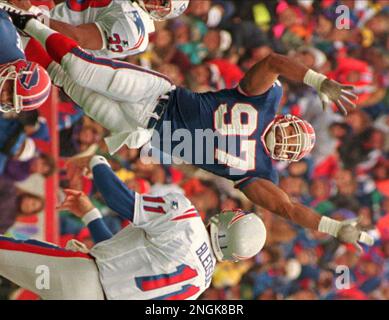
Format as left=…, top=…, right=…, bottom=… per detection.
left=1, top=0, right=389, bottom=300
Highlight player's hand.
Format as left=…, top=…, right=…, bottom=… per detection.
left=57, top=189, right=95, bottom=218
left=319, top=79, right=358, bottom=116
left=336, top=218, right=374, bottom=253
left=68, top=166, right=84, bottom=191
left=66, top=155, right=94, bottom=181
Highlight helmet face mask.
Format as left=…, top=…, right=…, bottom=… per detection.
left=138, top=0, right=189, bottom=21
left=210, top=209, right=267, bottom=262
left=142, top=0, right=171, bottom=20
left=0, top=65, right=21, bottom=113
left=210, top=211, right=235, bottom=262
left=262, top=114, right=316, bottom=162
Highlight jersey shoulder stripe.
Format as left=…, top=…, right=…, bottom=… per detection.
left=171, top=213, right=199, bottom=221
left=171, top=206, right=200, bottom=221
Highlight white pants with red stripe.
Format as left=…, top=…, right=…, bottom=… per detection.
left=24, top=21, right=175, bottom=154
left=53, top=44, right=174, bottom=154
left=0, top=237, right=104, bottom=300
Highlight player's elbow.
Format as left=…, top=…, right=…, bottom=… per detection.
left=70, top=31, right=86, bottom=48
left=70, top=25, right=104, bottom=51
left=100, top=190, right=117, bottom=210
left=72, top=31, right=95, bottom=50
left=265, top=52, right=283, bottom=74
left=240, top=52, right=280, bottom=95
left=78, top=35, right=103, bottom=51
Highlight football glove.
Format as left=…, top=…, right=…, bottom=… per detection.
left=319, top=216, right=374, bottom=253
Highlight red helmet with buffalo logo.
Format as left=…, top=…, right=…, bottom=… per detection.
left=0, top=60, right=51, bottom=113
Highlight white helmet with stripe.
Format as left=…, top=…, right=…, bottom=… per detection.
left=137, top=0, right=189, bottom=21
left=210, top=209, right=267, bottom=262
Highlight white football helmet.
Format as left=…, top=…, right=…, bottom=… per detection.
left=137, top=0, right=189, bottom=21
left=210, top=209, right=267, bottom=262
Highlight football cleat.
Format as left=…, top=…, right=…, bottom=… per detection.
left=0, top=1, right=37, bottom=31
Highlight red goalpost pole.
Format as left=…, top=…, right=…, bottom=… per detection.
left=37, top=87, right=60, bottom=244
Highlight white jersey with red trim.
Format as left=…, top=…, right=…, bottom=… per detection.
left=90, top=193, right=216, bottom=300
left=50, top=0, right=155, bottom=58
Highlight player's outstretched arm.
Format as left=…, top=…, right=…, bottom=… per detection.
left=57, top=188, right=113, bottom=244
left=240, top=52, right=357, bottom=115
left=242, top=179, right=374, bottom=252
left=49, top=20, right=104, bottom=50
left=8, top=0, right=104, bottom=49
left=66, top=155, right=137, bottom=222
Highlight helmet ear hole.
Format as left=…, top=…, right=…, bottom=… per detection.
left=210, top=210, right=267, bottom=262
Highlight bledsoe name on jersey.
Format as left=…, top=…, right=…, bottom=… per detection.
left=135, top=193, right=217, bottom=298
left=48, top=0, right=155, bottom=59
left=91, top=193, right=216, bottom=300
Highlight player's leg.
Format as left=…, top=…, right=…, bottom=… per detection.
left=23, top=19, right=174, bottom=104
left=26, top=36, right=157, bottom=154
left=0, top=236, right=105, bottom=300
left=49, top=61, right=148, bottom=155
left=25, top=37, right=132, bottom=138
left=50, top=63, right=132, bottom=133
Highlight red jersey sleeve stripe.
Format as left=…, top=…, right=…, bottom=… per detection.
left=143, top=196, right=165, bottom=203
left=143, top=206, right=166, bottom=214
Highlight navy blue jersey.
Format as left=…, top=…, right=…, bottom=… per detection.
left=0, top=10, right=25, bottom=64
left=153, top=82, right=283, bottom=190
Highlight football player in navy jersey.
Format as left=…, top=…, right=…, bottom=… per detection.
left=3, top=5, right=374, bottom=250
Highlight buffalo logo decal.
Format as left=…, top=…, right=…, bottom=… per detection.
left=19, top=62, right=39, bottom=90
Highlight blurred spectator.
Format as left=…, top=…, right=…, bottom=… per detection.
left=0, top=176, right=44, bottom=234
left=141, top=28, right=191, bottom=73
left=3, top=153, right=55, bottom=182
